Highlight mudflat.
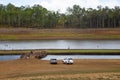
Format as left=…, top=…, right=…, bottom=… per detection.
left=0, top=28, right=120, bottom=40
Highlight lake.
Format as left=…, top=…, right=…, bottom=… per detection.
left=0, top=55, right=120, bottom=61
left=0, top=55, right=20, bottom=61
left=0, top=40, right=120, bottom=50
left=42, top=55, right=120, bottom=60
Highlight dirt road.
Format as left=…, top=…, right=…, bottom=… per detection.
left=0, top=59, right=120, bottom=80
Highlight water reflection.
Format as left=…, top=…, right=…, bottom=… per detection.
left=0, top=40, right=120, bottom=50
left=0, top=55, right=20, bottom=61
left=42, top=55, right=120, bottom=60
left=0, top=55, right=120, bottom=61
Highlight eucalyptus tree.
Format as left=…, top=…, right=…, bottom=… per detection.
left=0, top=4, right=5, bottom=26
left=66, top=5, right=83, bottom=28
left=113, top=6, right=120, bottom=28
left=44, top=11, right=59, bottom=28
left=58, top=14, right=66, bottom=28
left=22, top=6, right=32, bottom=27
left=0, top=3, right=120, bottom=28
left=6, top=3, right=17, bottom=26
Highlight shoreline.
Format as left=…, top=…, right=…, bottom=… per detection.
left=1, top=38, right=120, bottom=41
left=0, top=28, right=120, bottom=40
left=0, top=49, right=120, bottom=55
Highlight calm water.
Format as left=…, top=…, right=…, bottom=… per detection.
left=0, top=55, right=120, bottom=61
left=0, top=40, right=120, bottom=50
left=0, top=55, right=20, bottom=61
left=42, top=55, right=120, bottom=60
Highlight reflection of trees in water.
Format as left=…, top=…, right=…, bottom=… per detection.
left=5, top=44, right=8, bottom=47
left=0, top=40, right=120, bottom=50
left=97, top=45, right=99, bottom=49
left=4, top=44, right=12, bottom=50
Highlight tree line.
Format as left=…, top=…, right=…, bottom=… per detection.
left=0, top=3, right=120, bottom=28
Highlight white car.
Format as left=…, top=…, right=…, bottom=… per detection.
left=62, top=58, right=74, bottom=64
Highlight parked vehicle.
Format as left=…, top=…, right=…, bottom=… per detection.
left=62, top=58, right=74, bottom=64
left=50, top=58, right=57, bottom=64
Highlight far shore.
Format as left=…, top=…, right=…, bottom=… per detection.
left=0, top=28, right=120, bottom=40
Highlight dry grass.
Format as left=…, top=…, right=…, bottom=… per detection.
left=9, top=73, right=120, bottom=80
left=1, top=59, right=120, bottom=80
left=0, top=28, right=120, bottom=40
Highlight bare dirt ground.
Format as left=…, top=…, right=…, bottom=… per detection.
left=0, top=59, right=120, bottom=80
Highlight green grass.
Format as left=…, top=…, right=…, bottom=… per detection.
left=1, top=34, right=120, bottom=40
left=48, top=49, right=120, bottom=53
left=48, top=49, right=120, bottom=55
left=0, top=49, right=120, bottom=55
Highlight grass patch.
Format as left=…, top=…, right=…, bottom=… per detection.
left=48, top=49, right=120, bottom=53
left=0, top=49, right=120, bottom=55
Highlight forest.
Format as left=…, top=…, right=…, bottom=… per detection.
left=0, top=3, right=120, bottom=28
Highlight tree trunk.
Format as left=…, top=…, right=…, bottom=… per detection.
left=113, top=18, right=116, bottom=28
left=102, top=18, right=104, bottom=28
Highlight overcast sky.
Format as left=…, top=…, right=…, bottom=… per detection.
left=0, top=0, right=120, bottom=13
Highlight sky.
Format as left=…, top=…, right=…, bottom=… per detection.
left=0, top=0, right=120, bottom=13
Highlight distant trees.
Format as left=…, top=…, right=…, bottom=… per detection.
left=65, top=5, right=120, bottom=28
left=0, top=3, right=59, bottom=28
left=0, top=3, right=120, bottom=28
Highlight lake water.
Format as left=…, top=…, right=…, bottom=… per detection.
left=42, top=55, right=120, bottom=60
left=0, top=40, right=120, bottom=50
left=0, top=55, right=120, bottom=61
left=0, top=55, right=20, bottom=61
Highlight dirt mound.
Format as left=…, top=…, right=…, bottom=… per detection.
left=20, top=50, right=47, bottom=59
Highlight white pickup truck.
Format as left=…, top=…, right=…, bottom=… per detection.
left=62, top=58, right=74, bottom=64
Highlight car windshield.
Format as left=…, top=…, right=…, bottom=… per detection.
left=51, top=59, right=57, bottom=60
left=68, top=58, right=72, bottom=60
left=63, top=58, right=72, bottom=60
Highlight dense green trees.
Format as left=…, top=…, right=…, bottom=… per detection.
left=0, top=3, right=120, bottom=28
left=0, top=4, right=58, bottom=28
left=66, top=5, right=120, bottom=28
